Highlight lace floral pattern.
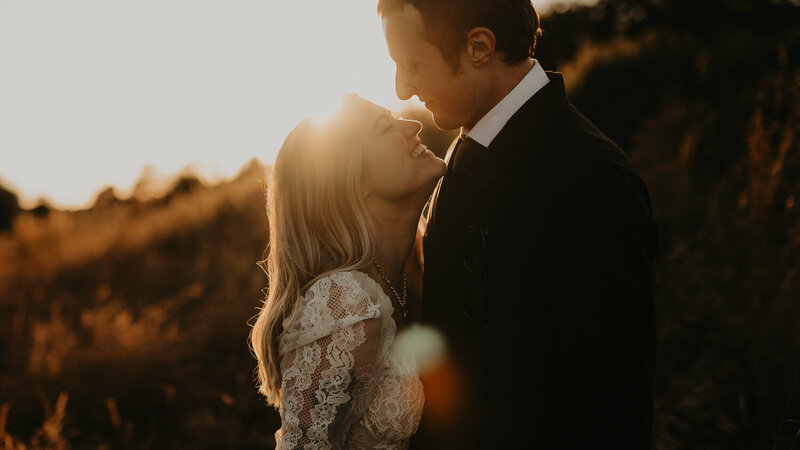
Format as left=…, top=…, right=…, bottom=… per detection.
left=275, top=271, right=424, bottom=449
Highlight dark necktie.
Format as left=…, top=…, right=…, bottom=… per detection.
left=451, top=136, right=484, bottom=173
left=425, top=137, right=483, bottom=234
left=425, top=138, right=462, bottom=233
left=448, top=136, right=465, bottom=166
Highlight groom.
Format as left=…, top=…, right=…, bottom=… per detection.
left=379, top=0, right=658, bottom=448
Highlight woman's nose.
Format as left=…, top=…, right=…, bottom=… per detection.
left=403, top=119, right=423, bottom=137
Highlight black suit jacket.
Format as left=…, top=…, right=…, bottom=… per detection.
left=412, top=72, right=658, bottom=449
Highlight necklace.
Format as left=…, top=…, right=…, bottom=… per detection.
left=373, top=261, right=408, bottom=320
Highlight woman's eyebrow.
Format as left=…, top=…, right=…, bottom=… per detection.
left=372, top=111, right=392, bottom=133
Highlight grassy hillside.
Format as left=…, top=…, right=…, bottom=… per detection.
left=1, top=0, right=799, bottom=448
left=0, top=161, right=279, bottom=448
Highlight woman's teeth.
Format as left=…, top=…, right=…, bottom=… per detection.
left=411, top=143, right=428, bottom=158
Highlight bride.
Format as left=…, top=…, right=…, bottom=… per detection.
left=249, top=94, right=446, bottom=448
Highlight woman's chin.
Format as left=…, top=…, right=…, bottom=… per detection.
left=416, top=176, right=443, bottom=202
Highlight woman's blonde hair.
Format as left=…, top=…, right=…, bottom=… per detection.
left=249, top=95, right=378, bottom=407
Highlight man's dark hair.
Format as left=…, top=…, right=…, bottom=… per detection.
left=377, top=0, right=542, bottom=68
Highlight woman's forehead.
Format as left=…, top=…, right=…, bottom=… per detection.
left=350, top=97, right=386, bottom=117
left=346, top=98, right=394, bottom=140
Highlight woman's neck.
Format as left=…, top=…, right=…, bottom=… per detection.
left=371, top=208, right=418, bottom=280
left=365, top=195, right=425, bottom=283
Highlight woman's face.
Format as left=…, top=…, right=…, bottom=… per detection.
left=356, top=99, right=447, bottom=203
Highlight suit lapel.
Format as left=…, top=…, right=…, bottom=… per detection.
left=424, top=72, right=569, bottom=261
left=423, top=136, right=460, bottom=238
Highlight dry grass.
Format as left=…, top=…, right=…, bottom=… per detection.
left=1, top=392, right=69, bottom=450
left=0, top=158, right=275, bottom=448
left=4, top=160, right=266, bottom=283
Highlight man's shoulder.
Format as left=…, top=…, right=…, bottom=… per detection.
left=498, top=101, right=651, bottom=202
left=492, top=102, right=630, bottom=175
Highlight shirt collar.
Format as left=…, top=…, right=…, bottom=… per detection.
left=463, top=59, right=550, bottom=148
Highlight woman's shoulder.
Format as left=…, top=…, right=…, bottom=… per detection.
left=303, top=270, right=388, bottom=310
left=280, top=270, right=394, bottom=354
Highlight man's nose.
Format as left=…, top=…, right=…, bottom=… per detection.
left=395, top=69, right=415, bottom=101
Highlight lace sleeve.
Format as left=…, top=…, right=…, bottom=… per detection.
left=276, top=272, right=393, bottom=449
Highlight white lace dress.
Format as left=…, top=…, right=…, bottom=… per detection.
left=275, top=270, right=425, bottom=449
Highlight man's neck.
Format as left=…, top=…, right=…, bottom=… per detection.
left=463, top=58, right=536, bottom=136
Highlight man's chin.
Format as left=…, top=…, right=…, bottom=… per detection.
left=430, top=113, right=461, bottom=131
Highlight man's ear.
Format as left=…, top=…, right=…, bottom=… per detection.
left=465, top=27, right=495, bottom=68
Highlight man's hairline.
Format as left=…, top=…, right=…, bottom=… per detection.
left=381, top=3, right=526, bottom=73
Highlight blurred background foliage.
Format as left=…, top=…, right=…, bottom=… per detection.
left=1, top=0, right=799, bottom=448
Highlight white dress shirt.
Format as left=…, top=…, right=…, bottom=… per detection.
left=465, top=59, right=550, bottom=148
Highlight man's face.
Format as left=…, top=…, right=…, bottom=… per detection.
left=382, top=5, right=480, bottom=131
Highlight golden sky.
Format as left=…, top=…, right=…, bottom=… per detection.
left=0, top=0, right=579, bottom=209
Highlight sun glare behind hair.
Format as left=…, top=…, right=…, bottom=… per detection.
left=0, top=1, right=407, bottom=209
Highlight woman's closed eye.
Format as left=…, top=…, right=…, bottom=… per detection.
left=380, top=112, right=399, bottom=134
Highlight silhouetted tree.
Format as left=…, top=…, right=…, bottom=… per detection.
left=0, top=183, right=20, bottom=232
left=164, top=174, right=203, bottom=204
left=93, top=186, right=119, bottom=209
left=30, top=201, right=51, bottom=218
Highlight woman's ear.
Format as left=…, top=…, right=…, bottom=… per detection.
left=465, top=27, right=496, bottom=68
